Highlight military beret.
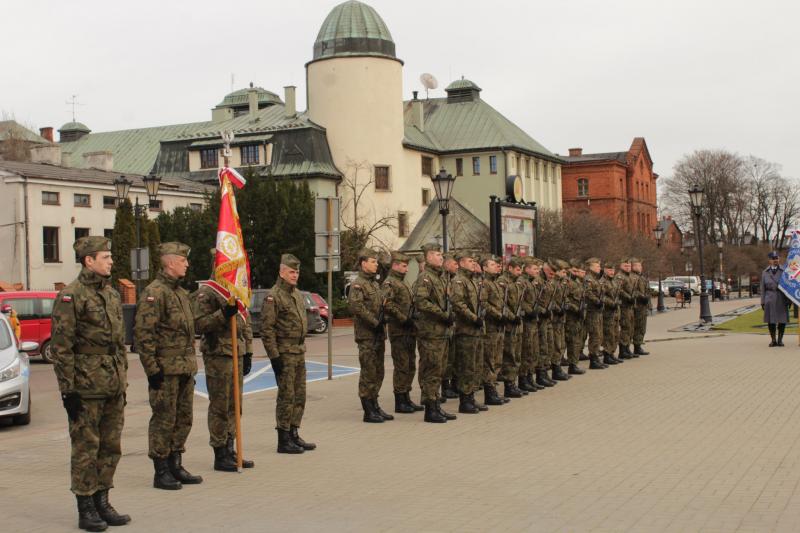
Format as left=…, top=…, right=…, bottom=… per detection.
left=455, top=251, right=474, bottom=261
left=569, top=258, right=583, bottom=269
left=281, top=253, right=301, bottom=270
left=602, top=260, right=616, bottom=270
left=443, top=253, right=457, bottom=262
left=531, top=258, right=544, bottom=267
left=768, top=251, right=779, bottom=259
left=508, top=256, right=525, bottom=268
left=159, top=241, right=190, bottom=258
left=480, top=254, right=498, bottom=267
left=73, top=236, right=111, bottom=258
left=522, top=256, right=536, bottom=266
left=585, top=257, right=601, bottom=268
left=390, top=251, right=410, bottom=264
left=619, top=257, right=631, bottom=265
left=629, top=257, right=642, bottom=264
left=421, top=242, right=441, bottom=253
left=358, top=248, right=378, bottom=261
left=556, top=259, right=571, bottom=270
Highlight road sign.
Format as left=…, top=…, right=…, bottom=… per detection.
left=315, top=233, right=340, bottom=256
left=314, top=197, right=340, bottom=234
left=315, top=256, right=341, bottom=273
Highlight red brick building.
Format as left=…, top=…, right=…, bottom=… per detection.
left=561, top=137, right=658, bottom=237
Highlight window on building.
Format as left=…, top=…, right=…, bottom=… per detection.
left=455, top=158, right=463, bottom=176
left=74, top=193, right=91, bottom=207
left=42, top=191, right=59, bottom=205
left=149, top=199, right=163, bottom=211
left=398, top=211, right=409, bottom=237
left=490, top=155, right=498, bottom=175
left=472, top=156, right=480, bottom=175
left=421, top=156, right=433, bottom=177
left=103, top=196, right=117, bottom=209
left=43, top=226, right=59, bottom=263
left=577, top=178, right=589, bottom=197
left=374, top=165, right=390, bottom=191
left=200, top=148, right=218, bottom=169
left=104, top=229, right=113, bottom=239
left=241, top=144, right=259, bottom=165
left=74, top=228, right=90, bottom=262
left=526, top=159, right=531, bottom=178
left=190, top=203, right=203, bottom=212
left=534, top=162, right=540, bottom=181
left=421, top=188, right=431, bottom=206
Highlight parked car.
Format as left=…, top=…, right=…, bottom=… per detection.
left=309, top=293, right=329, bottom=334
left=648, top=281, right=666, bottom=296
left=0, top=313, right=38, bottom=426
left=248, top=288, right=325, bottom=336
left=664, top=276, right=701, bottom=295
left=0, top=291, right=57, bottom=363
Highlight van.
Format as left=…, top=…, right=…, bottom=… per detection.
left=0, top=291, right=57, bottom=363
left=664, top=276, right=701, bottom=295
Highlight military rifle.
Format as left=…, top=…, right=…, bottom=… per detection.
left=578, top=276, right=589, bottom=321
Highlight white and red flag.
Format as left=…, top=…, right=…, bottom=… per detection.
left=218, top=166, right=246, bottom=189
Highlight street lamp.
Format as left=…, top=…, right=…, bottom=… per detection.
left=114, top=172, right=162, bottom=294
left=431, top=168, right=456, bottom=252
left=688, top=185, right=712, bottom=323
left=653, top=223, right=666, bottom=312
left=716, top=237, right=724, bottom=300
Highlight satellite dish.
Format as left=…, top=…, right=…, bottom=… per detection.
left=420, top=73, right=438, bottom=98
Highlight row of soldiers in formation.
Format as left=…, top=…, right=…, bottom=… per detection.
left=349, top=243, right=652, bottom=423
left=51, top=237, right=312, bottom=532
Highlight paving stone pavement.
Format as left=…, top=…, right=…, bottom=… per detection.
left=3, top=297, right=800, bottom=532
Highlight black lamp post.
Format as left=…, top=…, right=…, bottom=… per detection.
left=114, top=172, right=162, bottom=294
left=431, top=168, right=456, bottom=252
left=653, top=223, right=666, bottom=312
left=688, top=185, right=712, bottom=323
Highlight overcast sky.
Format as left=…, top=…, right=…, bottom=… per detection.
left=4, top=0, right=799, bottom=181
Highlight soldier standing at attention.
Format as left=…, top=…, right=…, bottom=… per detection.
left=450, top=251, right=485, bottom=414
left=499, top=257, right=526, bottom=398
left=192, top=250, right=255, bottom=472
left=563, top=261, right=587, bottom=376
left=600, top=261, right=623, bottom=364
left=52, top=236, right=130, bottom=531
left=535, top=262, right=558, bottom=388
left=261, top=254, right=315, bottom=453
left=381, top=251, right=422, bottom=414
left=616, top=259, right=636, bottom=359
left=135, top=242, right=202, bottom=491
left=349, top=249, right=393, bottom=423
left=516, top=256, right=538, bottom=393
left=630, top=258, right=651, bottom=355
left=441, top=253, right=459, bottom=400
left=550, top=260, right=572, bottom=381
left=480, top=255, right=509, bottom=406
left=414, top=243, right=456, bottom=423
left=584, top=258, right=608, bottom=370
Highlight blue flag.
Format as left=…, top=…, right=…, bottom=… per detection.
left=780, top=229, right=800, bottom=306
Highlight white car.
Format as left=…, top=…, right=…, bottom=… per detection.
left=0, top=314, right=38, bottom=426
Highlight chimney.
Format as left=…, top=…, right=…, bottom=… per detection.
left=82, top=151, right=114, bottom=172
left=29, top=144, right=62, bottom=165
left=247, top=82, right=258, bottom=115
left=568, top=147, right=583, bottom=157
left=284, top=86, right=296, bottom=118
left=39, top=127, right=54, bottom=143
left=409, top=99, right=424, bottom=132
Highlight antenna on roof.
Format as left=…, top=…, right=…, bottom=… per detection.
left=65, top=94, right=84, bottom=122
left=419, top=73, right=438, bottom=100
left=231, top=73, right=235, bottom=92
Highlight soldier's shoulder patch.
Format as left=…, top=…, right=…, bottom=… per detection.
left=61, top=295, right=73, bottom=303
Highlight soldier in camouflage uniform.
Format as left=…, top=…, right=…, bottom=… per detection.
left=450, top=251, right=485, bottom=414
left=631, top=258, right=651, bottom=355
left=518, top=257, right=541, bottom=392
left=498, top=257, right=526, bottom=398
left=349, top=249, right=393, bottom=423
left=616, top=259, right=636, bottom=359
left=479, top=255, right=509, bottom=406
left=381, top=251, right=422, bottom=414
left=134, top=242, right=202, bottom=491
left=192, top=252, right=255, bottom=472
left=261, top=254, right=315, bottom=453
left=549, top=260, right=572, bottom=381
left=584, top=258, right=608, bottom=370
left=535, top=263, right=557, bottom=388
left=52, top=236, right=131, bottom=531
left=563, top=261, right=588, bottom=376
left=414, top=243, right=456, bottom=423
left=600, top=261, right=624, bottom=365
left=441, top=253, right=459, bottom=400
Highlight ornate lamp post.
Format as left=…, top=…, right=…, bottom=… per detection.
left=114, top=172, right=162, bottom=294
left=688, top=185, right=712, bottom=322
left=653, top=223, right=666, bottom=312
left=716, top=237, right=724, bottom=300
left=431, top=168, right=456, bottom=252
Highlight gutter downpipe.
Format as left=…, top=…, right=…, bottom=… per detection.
left=23, top=177, right=31, bottom=289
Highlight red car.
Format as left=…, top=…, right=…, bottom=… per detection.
left=309, top=293, right=329, bottom=333
left=0, top=291, right=57, bottom=363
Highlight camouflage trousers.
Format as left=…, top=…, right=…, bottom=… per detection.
left=537, top=318, right=554, bottom=370
left=455, top=334, right=482, bottom=394
left=520, top=320, right=539, bottom=376
left=586, top=310, right=603, bottom=355
left=389, top=334, right=417, bottom=394
left=204, top=355, right=244, bottom=448
left=565, top=313, right=583, bottom=364
left=603, top=308, right=620, bottom=353
left=357, top=338, right=385, bottom=400
left=68, top=394, right=124, bottom=495
left=482, top=327, right=504, bottom=385
left=444, top=331, right=455, bottom=381
left=619, top=305, right=634, bottom=345
left=275, top=352, right=306, bottom=431
left=500, top=326, right=522, bottom=382
left=551, top=316, right=566, bottom=365
left=148, top=374, right=194, bottom=459
left=418, top=336, right=447, bottom=402
left=633, top=304, right=648, bottom=345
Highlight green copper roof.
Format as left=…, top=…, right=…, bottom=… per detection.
left=215, top=86, right=282, bottom=108
left=446, top=78, right=481, bottom=91
left=313, top=0, right=397, bottom=61
left=58, top=121, right=90, bottom=133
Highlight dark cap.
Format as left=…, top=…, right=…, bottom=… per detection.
left=74, top=236, right=111, bottom=259
left=768, top=251, right=779, bottom=259
left=281, top=253, right=301, bottom=270
left=390, top=251, right=410, bottom=264
left=159, top=242, right=190, bottom=258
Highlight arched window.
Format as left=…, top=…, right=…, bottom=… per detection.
left=577, top=178, right=589, bottom=197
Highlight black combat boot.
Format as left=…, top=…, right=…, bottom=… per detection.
left=484, top=384, right=505, bottom=405
left=458, top=393, right=479, bottom=414
left=213, top=446, right=237, bottom=472
left=276, top=428, right=304, bottom=454
left=579, top=352, right=590, bottom=361
left=518, top=375, right=536, bottom=392
left=92, top=490, right=130, bottom=526
left=535, top=369, right=552, bottom=388
left=503, top=380, right=523, bottom=398
left=437, top=401, right=457, bottom=420
left=634, top=344, right=649, bottom=355
left=226, top=436, right=254, bottom=468
left=607, top=351, right=624, bottom=363
left=168, top=451, right=203, bottom=484
left=552, top=364, right=571, bottom=381
left=589, top=355, right=606, bottom=369
left=529, top=373, right=545, bottom=390
left=424, top=400, right=447, bottom=423
left=471, top=392, right=488, bottom=411
left=153, top=457, right=182, bottom=490
left=373, top=398, right=394, bottom=420
left=442, top=379, right=458, bottom=399
left=394, top=392, right=415, bottom=414
left=76, top=495, right=107, bottom=532
left=568, top=363, right=586, bottom=375
left=544, top=368, right=559, bottom=386
left=405, top=392, right=424, bottom=412
left=361, top=397, right=384, bottom=423
left=603, top=353, right=619, bottom=365
left=778, top=324, right=786, bottom=347
left=290, top=426, right=316, bottom=450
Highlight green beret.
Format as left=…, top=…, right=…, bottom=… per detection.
left=455, top=251, right=474, bottom=261
left=602, top=260, right=616, bottom=269
left=421, top=242, right=441, bottom=253
left=508, top=256, right=525, bottom=268
left=358, top=248, right=378, bottom=262
left=159, top=241, right=190, bottom=258
left=585, top=257, right=601, bottom=268
left=281, top=253, right=301, bottom=270
left=443, top=253, right=457, bottom=263
left=390, top=251, right=410, bottom=264
left=619, top=257, right=631, bottom=265
left=73, top=236, right=111, bottom=258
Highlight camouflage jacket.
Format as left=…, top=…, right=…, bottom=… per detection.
left=382, top=269, right=414, bottom=338
left=536, top=276, right=555, bottom=321
left=552, top=277, right=569, bottom=319
left=349, top=271, right=385, bottom=343
left=413, top=264, right=449, bottom=338
left=134, top=271, right=197, bottom=377
left=451, top=267, right=481, bottom=336
left=584, top=271, right=603, bottom=312
left=191, top=285, right=253, bottom=357
left=498, top=272, right=523, bottom=330
left=615, top=271, right=635, bottom=306
left=518, top=274, right=535, bottom=319
left=480, top=273, right=504, bottom=333
left=261, top=278, right=306, bottom=359
left=632, top=272, right=651, bottom=306
left=563, top=275, right=583, bottom=315
left=51, top=268, right=127, bottom=399
left=601, top=274, right=621, bottom=310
